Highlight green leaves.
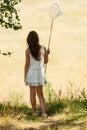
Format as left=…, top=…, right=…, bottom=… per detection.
left=0, top=0, right=22, bottom=30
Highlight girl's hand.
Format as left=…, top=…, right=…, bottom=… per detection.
left=47, top=48, right=50, bottom=54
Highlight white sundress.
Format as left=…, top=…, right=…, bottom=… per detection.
left=25, top=46, right=46, bottom=86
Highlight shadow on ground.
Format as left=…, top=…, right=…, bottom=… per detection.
left=0, top=112, right=87, bottom=130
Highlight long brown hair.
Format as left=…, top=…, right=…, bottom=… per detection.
left=27, top=31, right=41, bottom=61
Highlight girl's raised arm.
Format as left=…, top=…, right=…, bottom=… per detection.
left=44, top=47, right=50, bottom=64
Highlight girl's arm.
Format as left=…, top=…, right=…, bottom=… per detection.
left=44, top=47, right=50, bottom=64
left=24, top=49, right=30, bottom=80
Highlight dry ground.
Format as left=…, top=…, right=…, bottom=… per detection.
left=0, top=112, right=87, bottom=130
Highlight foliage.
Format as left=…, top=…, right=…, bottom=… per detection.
left=78, top=88, right=87, bottom=100
left=0, top=0, right=22, bottom=30
left=0, top=50, right=13, bottom=57
left=72, top=88, right=87, bottom=112
left=46, top=100, right=65, bottom=115
left=44, top=83, right=87, bottom=114
left=44, top=82, right=60, bottom=102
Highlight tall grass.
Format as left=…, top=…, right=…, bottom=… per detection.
left=44, top=83, right=87, bottom=115
left=0, top=85, right=87, bottom=119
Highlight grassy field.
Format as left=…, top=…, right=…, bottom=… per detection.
left=0, top=91, right=87, bottom=130
left=0, top=0, right=87, bottom=101
left=0, top=0, right=87, bottom=129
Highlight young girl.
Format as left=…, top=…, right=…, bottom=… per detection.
left=24, top=31, right=50, bottom=117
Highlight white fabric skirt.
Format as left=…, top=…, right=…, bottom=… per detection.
left=25, top=67, right=46, bottom=86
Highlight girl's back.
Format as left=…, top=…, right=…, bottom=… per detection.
left=29, top=45, right=44, bottom=69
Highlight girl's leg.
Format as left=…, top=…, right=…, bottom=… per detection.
left=36, top=86, right=46, bottom=114
left=30, top=86, right=36, bottom=112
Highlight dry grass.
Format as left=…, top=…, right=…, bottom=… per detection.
left=0, top=0, right=87, bottom=102
left=0, top=113, right=87, bottom=130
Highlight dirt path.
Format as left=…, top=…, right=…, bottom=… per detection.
left=0, top=112, right=87, bottom=130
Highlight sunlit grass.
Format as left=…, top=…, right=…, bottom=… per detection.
left=0, top=86, right=87, bottom=129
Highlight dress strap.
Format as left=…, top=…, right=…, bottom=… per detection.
left=41, top=45, right=45, bottom=55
